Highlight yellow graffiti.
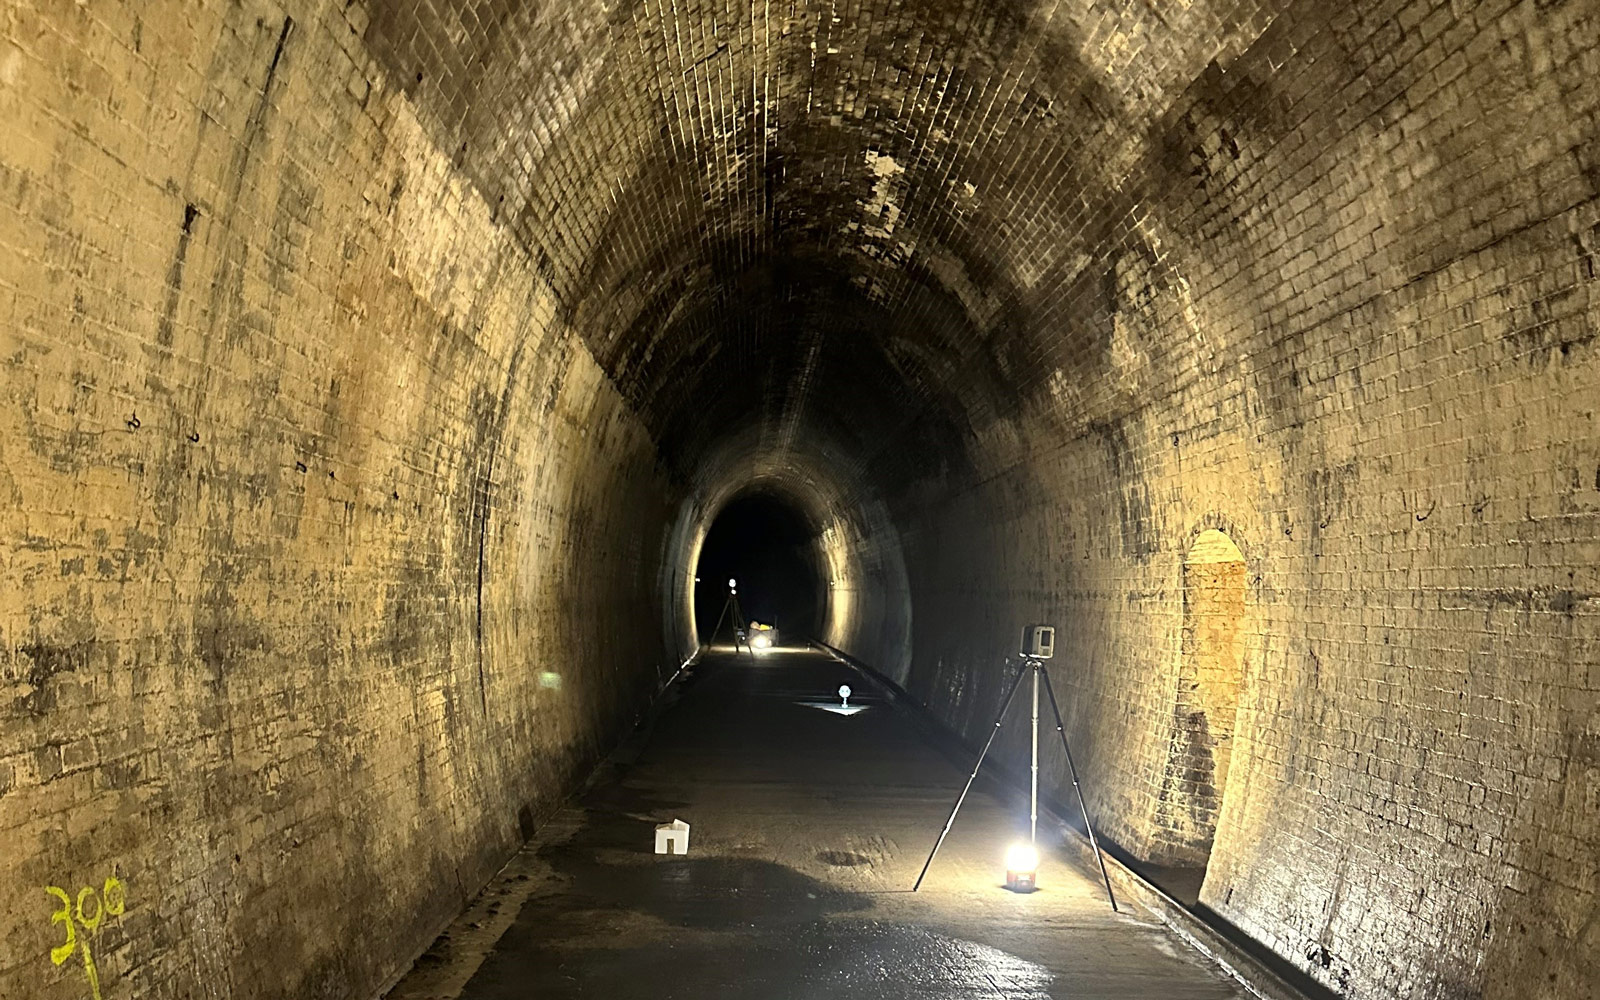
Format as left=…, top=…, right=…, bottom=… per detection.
left=45, top=876, right=125, bottom=1000
left=46, top=886, right=75, bottom=966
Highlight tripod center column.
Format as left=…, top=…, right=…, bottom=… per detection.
left=1030, top=661, right=1040, bottom=845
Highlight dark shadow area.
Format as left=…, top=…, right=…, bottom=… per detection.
left=694, top=492, right=823, bottom=641
left=1130, top=862, right=1205, bottom=908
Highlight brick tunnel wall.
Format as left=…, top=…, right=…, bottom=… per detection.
left=3, top=1, right=1598, bottom=1000
left=0, top=3, right=680, bottom=998
left=665, top=442, right=915, bottom=683
left=896, top=4, right=1600, bottom=999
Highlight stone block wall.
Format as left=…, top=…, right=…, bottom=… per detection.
left=895, top=2, right=1599, bottom=998
left=4, top=1, right=1596, bottom=999
left=0, top=2, right=677, bottom=998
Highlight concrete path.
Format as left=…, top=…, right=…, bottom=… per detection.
left=387, top=648, right=1251, bottom=999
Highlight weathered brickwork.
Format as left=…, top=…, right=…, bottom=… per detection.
left=3, top=0, right=1596, bottom=999
left=897, top=4, right=1600, bottom=999
left=662, top=434, right=914, bottom=682
left=0, top=2, right=677, bottom=999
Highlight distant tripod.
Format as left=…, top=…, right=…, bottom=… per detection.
left=912, top=655, right=1118, bottom=910
left=707, top=580, right=755, bottom=658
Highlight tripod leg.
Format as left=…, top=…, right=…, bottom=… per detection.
left=1040, top=667, right=1118, bottom=912
left=913, top=661, right=1031, bottom=891
left=732, top=595, right=753, bottom=658
left=710, top=597, right=731, bottom=649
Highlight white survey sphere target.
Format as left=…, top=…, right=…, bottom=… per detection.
left=838, top=685, right=852, bottom=700
left=728, top=578, right=737, bottom=589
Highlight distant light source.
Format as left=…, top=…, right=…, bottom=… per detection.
left=1005, top=843, right=1039, bottom=893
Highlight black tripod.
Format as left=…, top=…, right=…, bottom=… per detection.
left=707, top=581, right=755, bottom=658
left=912, top=656, right=1118, bottom=910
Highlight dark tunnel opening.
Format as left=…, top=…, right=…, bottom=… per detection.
left=692, top=492, right=824, bottom=644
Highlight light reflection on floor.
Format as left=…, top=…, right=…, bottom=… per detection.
left=389, top=649, right=1252, bottom=1000
left=796, top=700, right=872, bottom=716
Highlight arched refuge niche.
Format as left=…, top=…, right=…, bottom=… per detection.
left=659, top=438, right=913, bottom=681
left=1151, top=527, right=1251, bottom=878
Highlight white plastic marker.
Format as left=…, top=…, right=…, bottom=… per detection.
left=838, top=684, right=852, bottom=709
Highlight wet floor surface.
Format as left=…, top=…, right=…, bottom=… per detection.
left=388, top=648, right=1251, bottom=1000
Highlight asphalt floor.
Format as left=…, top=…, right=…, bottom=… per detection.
left=386, top=647, right=1251, bottom=999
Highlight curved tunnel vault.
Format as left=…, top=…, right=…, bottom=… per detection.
left=661, top=432, right=914, bottom=679
left=2, top=1, right=1598, bottom=1000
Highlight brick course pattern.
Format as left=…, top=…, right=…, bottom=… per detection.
left=2, top=0, right=1596, bottom=999
left=0, top=2, right=677, bottom=998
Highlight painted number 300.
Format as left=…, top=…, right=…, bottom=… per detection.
left=46, top=876, right=126, bottom=1000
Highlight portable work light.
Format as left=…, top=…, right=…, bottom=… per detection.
left=1005, top=842, right=1039, bottom=892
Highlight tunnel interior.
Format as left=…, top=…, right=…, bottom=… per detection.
left=692, top=492, right=825, bottom=644
left=2, top=2, right=1597, bottom=1000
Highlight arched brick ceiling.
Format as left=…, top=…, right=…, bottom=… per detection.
left=363, top=0, right=1279, bottom=491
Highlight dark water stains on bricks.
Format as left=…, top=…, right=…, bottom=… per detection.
left=6, top=2, right=1600, bottom=1000
left=15, top=640, right=100, bottom=717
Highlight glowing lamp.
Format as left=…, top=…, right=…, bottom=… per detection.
left=1005, top=842, right=1039, bottom=892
